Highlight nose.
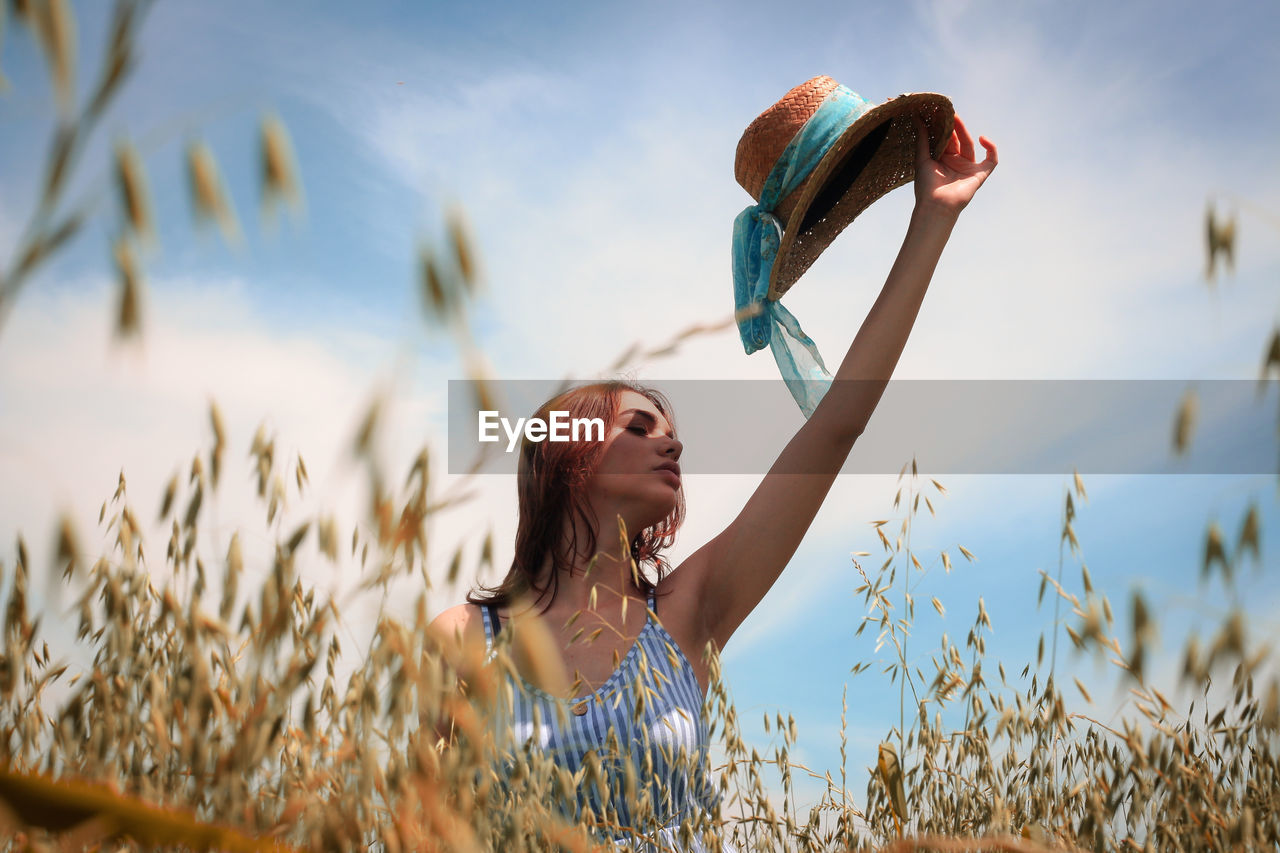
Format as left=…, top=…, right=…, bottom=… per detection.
left=664, top=436, right=683, bottom=461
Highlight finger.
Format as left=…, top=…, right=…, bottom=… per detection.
left=978, top=135, right=999, bottom=169
left=953, top=115, right=976, bottom=162
left=944, top=128, right=960, bottom=159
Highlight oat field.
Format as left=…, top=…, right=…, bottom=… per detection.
left=0, top=412, right=1276, bottom=850
left=1, top=1, right=1277, bottom=850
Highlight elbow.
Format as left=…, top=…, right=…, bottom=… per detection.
left=837, top=421, right=866, bottom=448
left=810, top=408, right=865, bottom=451
left=793, top=422, right=862, bottom=476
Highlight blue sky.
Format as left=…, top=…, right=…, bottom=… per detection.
left=2, top=0, right=1279, bottom=820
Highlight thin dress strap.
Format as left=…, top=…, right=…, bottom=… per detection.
left=482, top=604, right=502, bottom=654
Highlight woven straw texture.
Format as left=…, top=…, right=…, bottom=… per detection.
left=734, top=77, right=954, bottom=301
left=734, top=76, right=841, bottom=214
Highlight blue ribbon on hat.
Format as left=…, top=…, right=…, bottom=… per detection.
left=732, top=84, right=873, bottom=418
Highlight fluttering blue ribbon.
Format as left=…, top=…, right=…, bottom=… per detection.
left=732, top=84, right=873, bottom=418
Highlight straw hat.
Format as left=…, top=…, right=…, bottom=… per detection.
left=735, top=76, right=954, bottom=301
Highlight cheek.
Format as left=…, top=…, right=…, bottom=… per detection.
left=591, top=471, right=643, bottom=499
left=598, top=438, right=639, bottom=470
left=584, top=455, right=632, bottom=497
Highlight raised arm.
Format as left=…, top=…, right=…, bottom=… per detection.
left=684, top=116, right=997, bottom=650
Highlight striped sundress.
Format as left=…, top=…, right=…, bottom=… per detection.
left=480, top=592, right=735, bottom=852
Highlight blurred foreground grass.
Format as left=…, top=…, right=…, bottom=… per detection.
left=0, top=1, right=1277, bottom=850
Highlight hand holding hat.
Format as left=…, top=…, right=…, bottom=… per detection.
left=731, top=76, right=996, bottom=417
left=913, top=114, right=998, bottom=216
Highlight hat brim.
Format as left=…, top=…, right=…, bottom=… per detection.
left=767, top=93, right=954, bottom=301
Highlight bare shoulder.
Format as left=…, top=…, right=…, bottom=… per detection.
left=427, top=602, right=486, bottom=663
left=654, top=550, right=716, bottom=650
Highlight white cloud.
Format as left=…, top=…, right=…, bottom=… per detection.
left=311, top=10, right=1279, bottom=403
left=234, top=0, right=1280, bottom=670
left=0, top=276, right=505, bottom=641
left=4, top=0, right=1279, bottom=826
left=6, top=0, right=1274, bottom=658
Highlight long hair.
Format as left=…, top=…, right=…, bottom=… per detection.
left=466, top=380, right=685, bottom=613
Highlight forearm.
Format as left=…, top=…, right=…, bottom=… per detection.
left=810, top=202, right=959, bottom=441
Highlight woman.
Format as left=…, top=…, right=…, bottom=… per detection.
left=428, top=106, right=997, bottom=849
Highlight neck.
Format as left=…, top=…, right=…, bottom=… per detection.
left=529, top=507, right=648, bottom=618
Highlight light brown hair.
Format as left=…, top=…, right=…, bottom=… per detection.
left=466, top=380, right=684, bottom=612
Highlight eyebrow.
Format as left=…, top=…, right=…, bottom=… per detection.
left=618, top=408, right=674, bottom=437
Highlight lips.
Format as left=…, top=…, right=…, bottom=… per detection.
left=655, top=461, right=681, bottom=481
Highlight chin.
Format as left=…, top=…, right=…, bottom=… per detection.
left=642, top=497, right=680, bottom=529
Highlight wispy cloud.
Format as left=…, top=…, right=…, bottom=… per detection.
left=2, top=0, right=1278, bottom=821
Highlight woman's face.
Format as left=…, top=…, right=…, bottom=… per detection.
left=586, top=390, right=683, bottom=530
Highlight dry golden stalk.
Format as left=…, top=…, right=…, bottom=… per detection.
left=418, top=247, right=453, bottom=323
left=0, top=768, right=300, bottom=851
left=31, top=0, right=77, bottom=114
left=259, top=114, right=302, bottom=216
left=1204, top=203, right=1236, bottom=282
left=112, top=236, right=142, bottom=338
left=186, top=141, right=241, bottom=246
left=114, top=139, right=152, bottom=242
left=447, top=206, right=478, bottom=291
left=1173, top=388, right=1197, bottom=455
left=55, top=513, right=81, bottom=580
